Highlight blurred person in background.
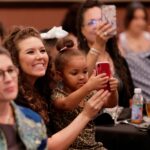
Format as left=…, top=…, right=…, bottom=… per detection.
left=77, top=0, right=134, bottom=107
left=119, top=2, right=150, bottom=101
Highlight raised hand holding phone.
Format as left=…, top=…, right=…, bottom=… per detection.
left=101, top=5, right=117, bottom=35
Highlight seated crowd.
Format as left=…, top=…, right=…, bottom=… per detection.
left=0, top=0, right=150, bottom=150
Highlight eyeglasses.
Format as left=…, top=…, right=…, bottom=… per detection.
left=84, top=18, right=102, bottom=27
left=0, top=66, right=18, bottom=82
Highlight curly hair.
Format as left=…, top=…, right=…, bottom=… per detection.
left=3, top=26, right=52, bottom=124
left=76, top=0, right=134, bottom=107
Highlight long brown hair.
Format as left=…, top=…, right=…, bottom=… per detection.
left=3, top=26, right=52, bottom=124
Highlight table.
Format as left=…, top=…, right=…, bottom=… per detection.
left=95, top=123, right=150, bottom=150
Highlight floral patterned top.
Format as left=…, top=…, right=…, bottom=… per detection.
left=0, top=102, right=47, bottom=150
left=50, top=86, right=106, bottom=150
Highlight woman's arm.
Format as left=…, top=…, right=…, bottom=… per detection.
left=87, top=22, right=115, bottom=76
left=104, top=90, right=118, bottom=108
left=48, top=90, right=110, bottom=150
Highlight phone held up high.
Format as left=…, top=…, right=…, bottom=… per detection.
left=101, top=5, right=117, bottom=35
left=96, top=61, right=111, bottom=91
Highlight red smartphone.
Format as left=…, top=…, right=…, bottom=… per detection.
left=101, top=5, right=117, bottom=35
left=96, top=61, right=111, bottom=91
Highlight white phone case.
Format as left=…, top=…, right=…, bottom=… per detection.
left=102, top=5, right=117, bottom=35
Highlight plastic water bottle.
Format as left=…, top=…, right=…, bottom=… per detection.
left=131, top=88, right=143, bottom=124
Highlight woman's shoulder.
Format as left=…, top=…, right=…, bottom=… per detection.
left=15, top=103, right=43, bottom=123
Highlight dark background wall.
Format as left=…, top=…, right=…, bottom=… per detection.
left=0, top=2, right=150, bottom=33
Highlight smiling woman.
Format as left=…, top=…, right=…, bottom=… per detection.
left=18, top=36, right=49, bottom=84
left=2, top=26, right=52, bottom=135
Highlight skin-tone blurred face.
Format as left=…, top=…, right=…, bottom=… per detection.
left=81, top=6, right=102, bottom=46
left=60, top=55, right=88, bottom=93
left=18, top=37, right=49, bottom=85
left=0, top=55, right=18, bottom=102
left=128, top=9, right=147, bottom=34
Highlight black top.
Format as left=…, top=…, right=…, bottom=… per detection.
left=0, top=124, right=26, bottom=150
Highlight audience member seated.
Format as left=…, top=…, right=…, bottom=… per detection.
left=119, top=2, right=150, bottom=101
left=76, top=0, right=134, bottom=107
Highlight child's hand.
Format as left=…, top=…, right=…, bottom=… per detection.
left=109, top=77, right=118, bottom=92
left=86, top=72, right=109, bottom=91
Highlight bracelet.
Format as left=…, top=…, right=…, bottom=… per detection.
left=89, top=47, right=100, bottom=56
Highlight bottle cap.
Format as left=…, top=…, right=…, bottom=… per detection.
left=134, top=88, right=142, bottom=93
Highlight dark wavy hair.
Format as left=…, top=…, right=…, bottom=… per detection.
left=2, top=26, right=52, bottom=124
left=62, top=4, right=80, bottom=37
left=77, top=0, right=102, bottom=53
left=124, top=2, right=148, bottom=29
left=77, top=0, right=134, bottom=107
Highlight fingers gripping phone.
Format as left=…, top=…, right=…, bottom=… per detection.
left=96, top=62, right=111, bottom=91
left=101, top=5, right=117, bottom=35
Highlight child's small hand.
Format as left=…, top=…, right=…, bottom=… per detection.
left=109, top=77, right=118, bottom=92
left=86, top=72, right=109, bottom=91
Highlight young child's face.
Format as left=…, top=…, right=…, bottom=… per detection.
left=61, top=55, right=88, bottom=92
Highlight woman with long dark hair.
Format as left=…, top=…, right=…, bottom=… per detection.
left=77, top=0, right=134, bottom=107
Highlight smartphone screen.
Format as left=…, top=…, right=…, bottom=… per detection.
left=96, top=62, right=111, bottom=91
left=101, top=5, right=117, bottom=35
